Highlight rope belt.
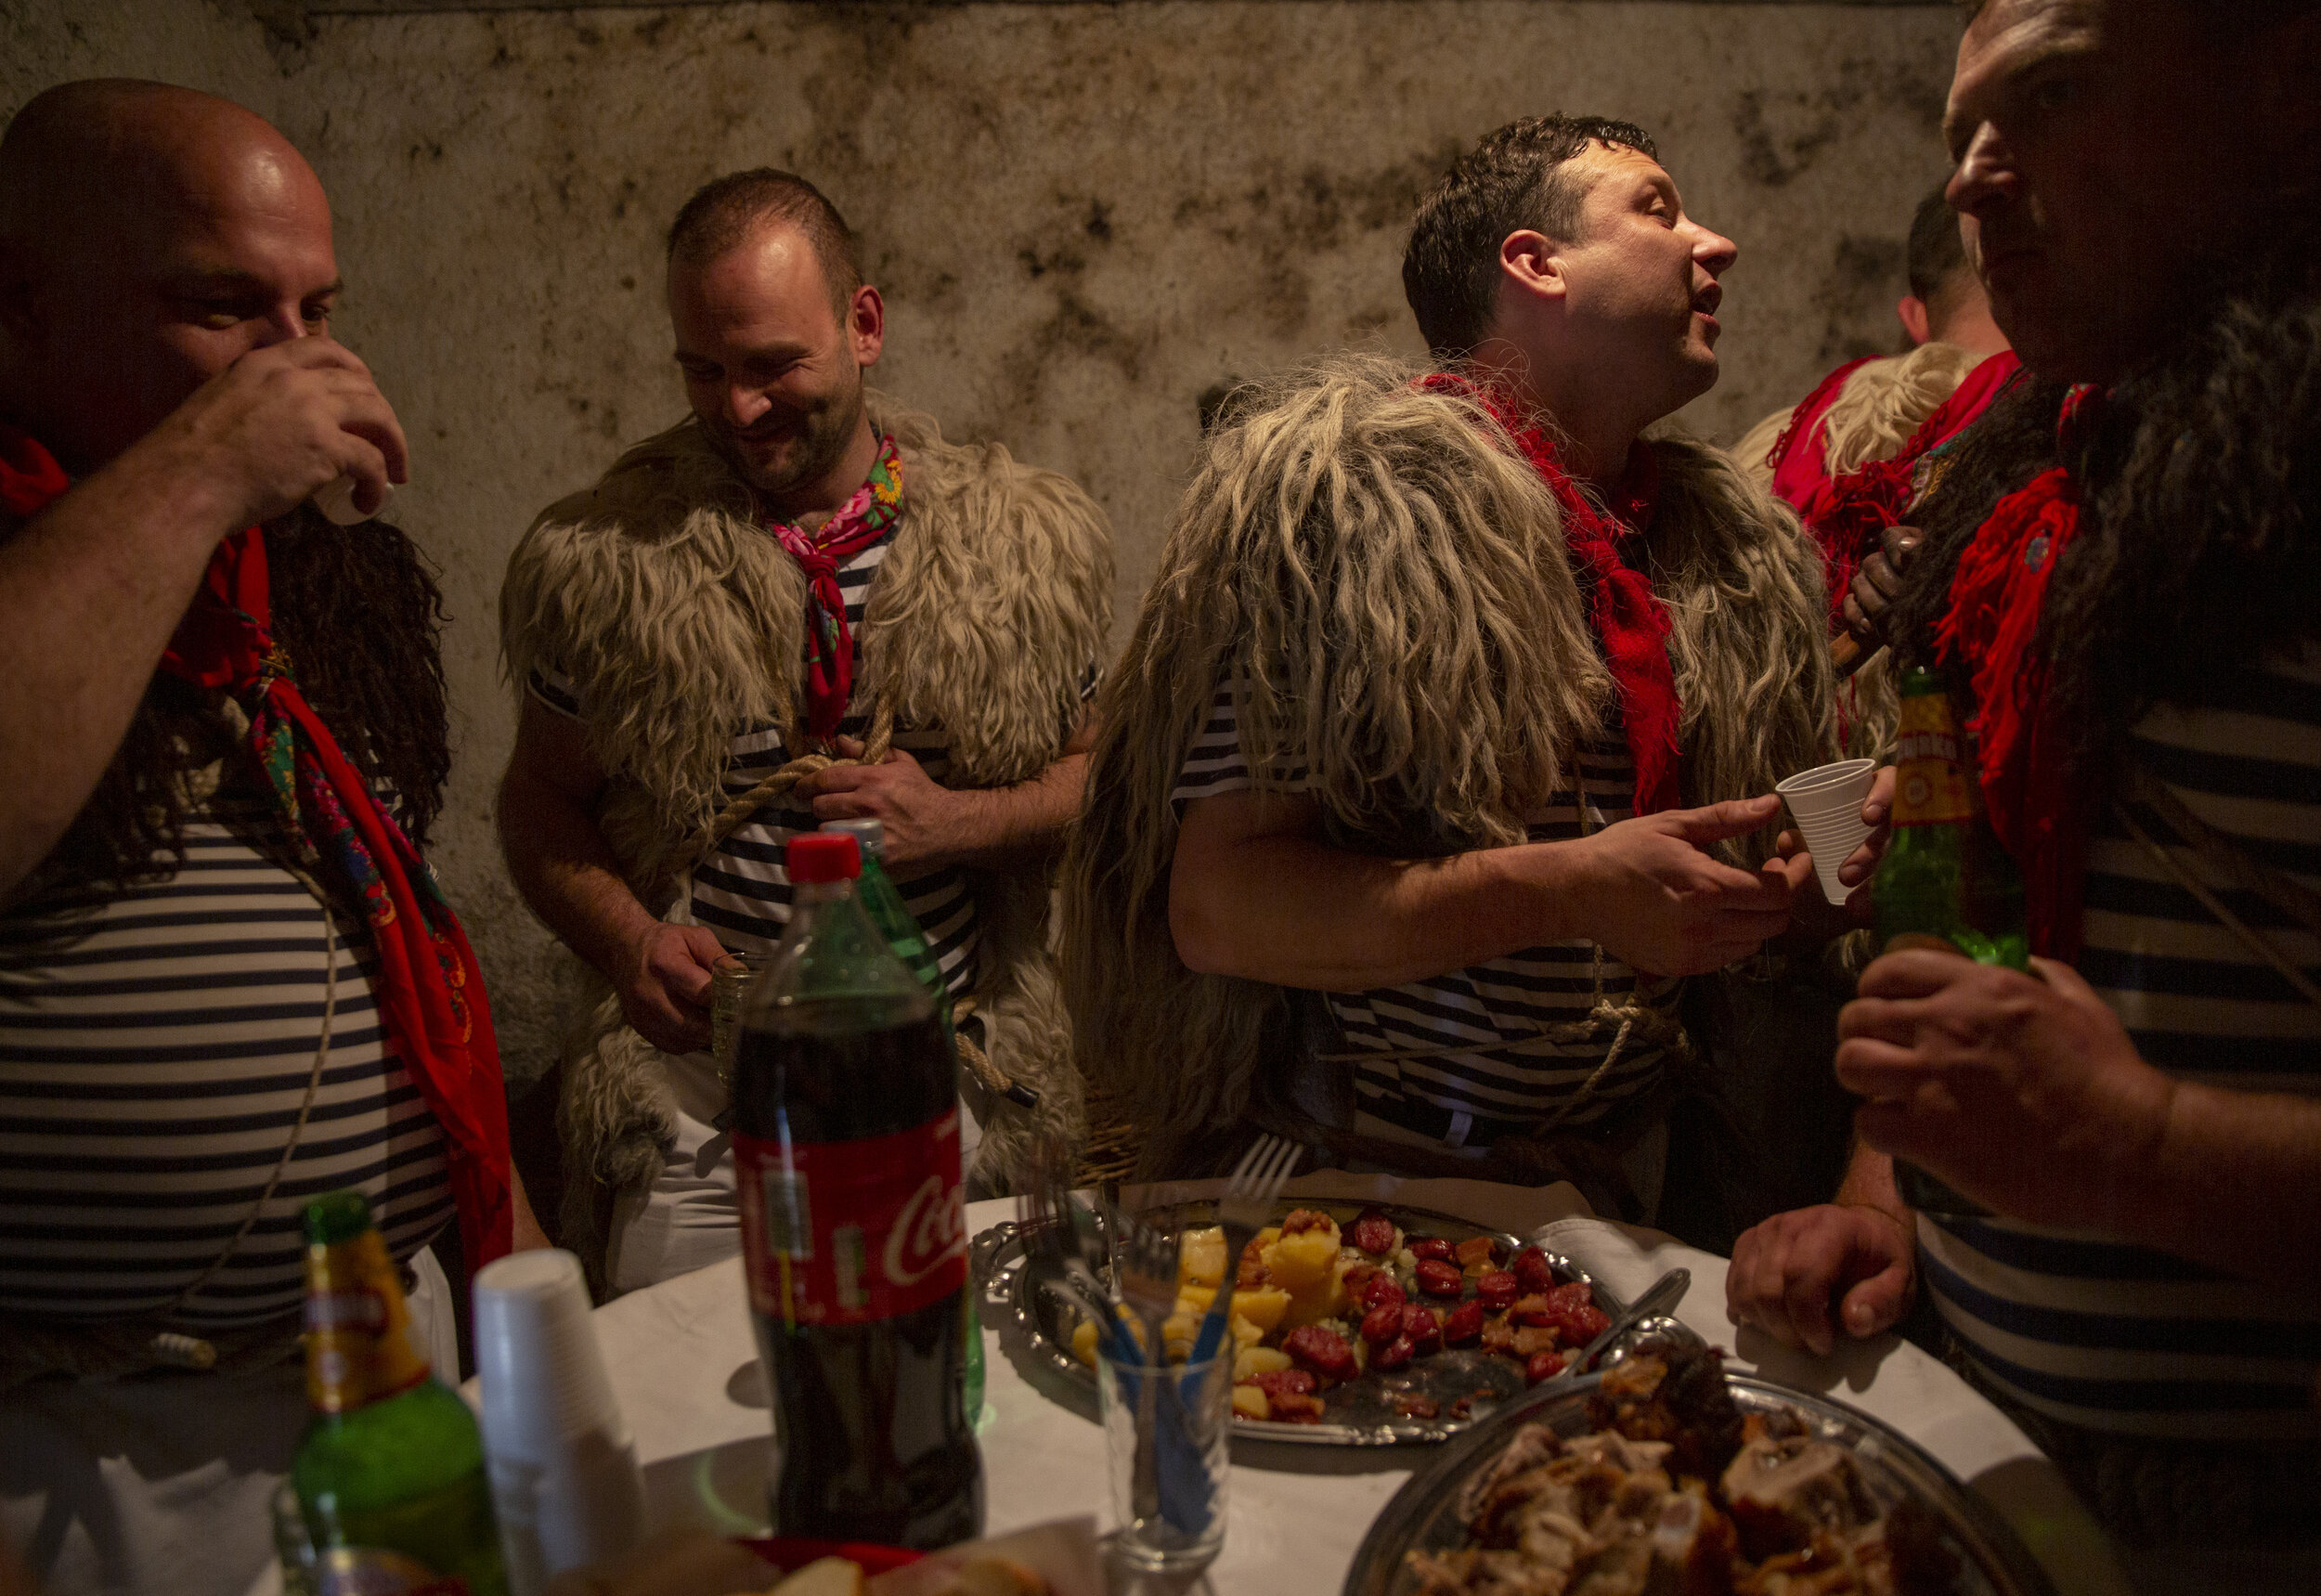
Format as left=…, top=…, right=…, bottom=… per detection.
left=1261, top=795, right=1699, bottom=1219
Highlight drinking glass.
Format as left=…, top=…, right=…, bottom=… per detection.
left=1093, top=1343, right=1232, bottom=1574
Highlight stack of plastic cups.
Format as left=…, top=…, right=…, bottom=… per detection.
left=1774, top=758, right=1881, bottom=905
left=473, top=1250, right=646, bottom=1596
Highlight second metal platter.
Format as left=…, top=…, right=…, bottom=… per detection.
left=1342, top=1367, right=2057, bottom=1596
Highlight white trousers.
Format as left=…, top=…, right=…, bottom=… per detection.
left=0, top=1247, right=457, bottom=1596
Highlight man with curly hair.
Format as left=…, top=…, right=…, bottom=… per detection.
left=1729, top=0, right=2321, bottom=1557
left=1066, top=116, right=1853, bottom=1222
left=0, top=79, right=542, bottom=1596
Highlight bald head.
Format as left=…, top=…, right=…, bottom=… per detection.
left=0, top=80, right=341, bottom=472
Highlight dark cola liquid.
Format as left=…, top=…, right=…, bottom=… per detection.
left=732, top=1004, right=983, bottom=1549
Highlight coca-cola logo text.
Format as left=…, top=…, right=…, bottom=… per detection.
left=885, top=1174, right=966, bottom=1288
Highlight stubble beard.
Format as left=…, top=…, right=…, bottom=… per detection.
left=717, top=365, right=868, bottom=507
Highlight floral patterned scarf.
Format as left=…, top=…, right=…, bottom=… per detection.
left=0, top=426, right=512, bottom=1270
left=763, top=433, right=904, bottom=743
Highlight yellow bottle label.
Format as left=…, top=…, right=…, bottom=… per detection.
left=305, top=1228, right=432, bottom=1413
left=1891, top=693, right=1974, bottom=826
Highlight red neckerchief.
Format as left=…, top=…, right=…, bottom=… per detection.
left=1932, top=384, right=2103, bottom=961
left=761, top=434, right=904, bottom=744
left=1789, top=352, right=2025, bottom=633
left=1, top=426, right=513, bottom=1271
left=1765, top=355, right=1879, bottom=511
left=1426, top=374, right=1681, bottom=815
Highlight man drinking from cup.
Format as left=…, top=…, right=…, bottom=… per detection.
left=0, top=78, right=542, bottom=1596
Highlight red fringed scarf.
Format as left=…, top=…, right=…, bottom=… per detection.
left=1, top=427, right=512, bottom=1270
left=1765, top=355, right=1878, bottom=513
left=1786, top=352, right=2024, bottom=633
left=1426, top=374, right=1680, bottom=815
left=1931, top=384, right=2103, bottom=961
left=762, top=434, right=905, bottom=744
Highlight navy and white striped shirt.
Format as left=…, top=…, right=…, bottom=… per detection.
left=1173, top=683, right=1679, bottom=1149
left=1923, top=642, right=2321, bottom=1442
left=530, top=529, right=982, bottom=993
left=0, top=796, right=456, bottom=1330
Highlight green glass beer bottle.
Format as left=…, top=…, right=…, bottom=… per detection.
left=289, top=1192, right=509, bottom=1596
left=817, top=818, right=986, bottom=1427
left=1874, top=667, right=2030, bottom=971
left=1873, top=668, right=2029, bottom=1219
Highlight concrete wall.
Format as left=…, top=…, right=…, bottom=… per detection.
left=7, top=2, right=1964, bottom=1087
left=2, top=0, right=279, bottom=120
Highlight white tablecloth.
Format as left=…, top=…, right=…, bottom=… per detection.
left=584, top=1173, right=2133, bottom=1596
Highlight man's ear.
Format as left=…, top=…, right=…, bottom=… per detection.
left=1897, top=294, right=1933, bottom=346
left=847, top=283, right=885, bottom=370
left=1498, top=229, right=1567, bottom=310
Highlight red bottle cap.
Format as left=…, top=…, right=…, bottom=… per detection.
left=786, top=833, right=861, bottom=883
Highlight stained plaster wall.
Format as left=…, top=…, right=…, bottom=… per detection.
left=9, top=1, right=1964, bottom=1087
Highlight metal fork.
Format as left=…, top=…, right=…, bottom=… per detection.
left=1215, top=1134, right=1303, bottom=1309
left=1017, top=1153, right=1116, bottom=1343
left=1110, top=1210, right=1181, bottom=1525
left=1113, top=1210, right=1181, bottom=1367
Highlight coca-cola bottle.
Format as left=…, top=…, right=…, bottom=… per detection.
left=730, top=831, right=983, bottom=1548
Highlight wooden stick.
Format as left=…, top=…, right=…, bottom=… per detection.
left=1833, top=633, right=1881, bottom=679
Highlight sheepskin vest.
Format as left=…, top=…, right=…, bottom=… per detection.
left=1063, top=358, right=1833, bottom=1184
left=502, top=394, right=1112, bottom=1281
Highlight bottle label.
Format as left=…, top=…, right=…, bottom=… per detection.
left=304, top=1229, right=431, bottom=1413
left=312, top=1547, right=466, bottom=1596
left=1891, top=694, right=1974, bottom=826
left=733, top=1109, right=967, bottom=1327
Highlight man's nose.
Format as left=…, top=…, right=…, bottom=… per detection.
left=250, top=305, right=313, bottom=348
left=1693, top=225, right=1739, bottom=276
left=1947, top=123, right=2012, bottom=217
left=721, top=382, right=769, bottom=429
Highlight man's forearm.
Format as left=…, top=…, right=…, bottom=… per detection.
left=498, top=772, right=661, bottom=983
left=1835, top=1139, right=1912, bottom=1232
left=2131, top=1083, right=2321, bottom=1291
left=0, top=443, right=242, bottom=896
left=1171, top=830, right=1594, bottom=991
left=942, top=752, right=1089, bottom=870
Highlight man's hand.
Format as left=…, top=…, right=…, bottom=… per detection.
left=134, top=337, right=409, bottom=530
left=1836, top=951, right=2177, bottom=1230
left=1841, top=524, right=1921, bottom=653
left=1571, top=796, right=1796, bottom=976
left=1728, top=1203, right=1916, bottom=1356
left=613, top=921, right=727, bottom=1056
left=797, top=739, right=977, bottom=874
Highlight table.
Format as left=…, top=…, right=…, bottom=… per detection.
left=587, top=1173, right=2133, bottom=1596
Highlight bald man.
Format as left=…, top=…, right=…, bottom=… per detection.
left=0, top=80, right=538, bottom=1596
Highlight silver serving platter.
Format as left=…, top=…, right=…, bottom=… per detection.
left=1343, top=1366, right=2058, bottom=1596
left=971, top=1198, right=1627, bottom=1447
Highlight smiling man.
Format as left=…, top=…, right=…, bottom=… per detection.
left=1727, top=0, right=2321, bottom=1559
left=1065, top=116, right=1836, bottom=1218
left=499, top=170, right=1110, bottom=1290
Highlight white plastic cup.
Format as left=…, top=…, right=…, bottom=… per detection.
left=310, top=474, right=394, bottom=526
left=1776, top=759, right=1880, bottom=905
left=473, top=1250, right=645, bottom=1596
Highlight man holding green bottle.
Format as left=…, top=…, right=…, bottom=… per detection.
left=1729, top=0, right=2321, bottom=1558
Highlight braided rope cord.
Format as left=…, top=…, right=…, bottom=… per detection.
left=694, top=695, right=1027, bottom=1101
